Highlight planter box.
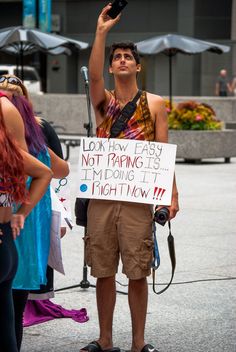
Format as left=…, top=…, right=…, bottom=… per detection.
left=169, top=130, right=236, bottom=163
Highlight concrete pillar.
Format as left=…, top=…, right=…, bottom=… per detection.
left=231, top=0, right=236, bottom=76
left=176, top=0, right=199, bottom=96
left=47, top=0, right=67, bottom=93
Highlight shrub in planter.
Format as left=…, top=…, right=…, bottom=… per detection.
left=166, top=100, right=223, bottom=130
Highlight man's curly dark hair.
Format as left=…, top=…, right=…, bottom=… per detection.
left=109, top=41, right=140, bottom=65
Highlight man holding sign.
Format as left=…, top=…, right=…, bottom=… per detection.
left=80, top=3, right=179, bottom=352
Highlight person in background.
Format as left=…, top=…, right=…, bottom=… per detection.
left=81, top=4, right=179, bottom=352
left=215, top=69, right=231, bottom=96
left=0, top=75, right=69, bottom=350
left=0, top=92, right=52, bottom=351
left=230, top=74, right=236, bottom=96
left=29, top=117, right=67, bottom=300
left=21, top=81, right=67, bottom=300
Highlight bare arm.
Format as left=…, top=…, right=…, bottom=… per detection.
left=154, top=96, right=168, bottom=144
left=1, top=96, right=28, bottom=151
left=11, top=150, right=53, bottom=237
left=18, top=150, right=53, bottom=218
left=215, top=82, right=219, bottom=96
left=227, top=82, right=232, bottom=94
left=152, top=95, right=179, bottom=219
left=169, top=174, right=179, bottom=219
left=48, top=147, right=69, bottom=179
left=231, top=78, right=236, bottom=92
left=89, top=4, right=120, bottom=122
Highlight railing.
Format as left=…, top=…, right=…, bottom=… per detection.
left=58, top=134, right=82, bottom=161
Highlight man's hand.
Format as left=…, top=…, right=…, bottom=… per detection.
left=168, top=193, right=179, bottom=220
left=97, top=4, right=121, bottom=33
left=11, top=214, right=25, bottom=239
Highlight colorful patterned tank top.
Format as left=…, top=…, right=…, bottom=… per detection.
left=96, top=91, right=155, bottom=141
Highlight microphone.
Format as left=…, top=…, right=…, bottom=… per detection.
left=80, top=66, right=89, bottom=84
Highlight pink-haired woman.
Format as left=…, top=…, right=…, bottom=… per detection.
left=0, top=92, right=52, bottom=351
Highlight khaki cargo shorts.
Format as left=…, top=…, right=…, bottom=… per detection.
left=85, top=199, right=154, bottom=280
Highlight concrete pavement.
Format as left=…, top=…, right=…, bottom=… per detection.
left=21, top=147, right=236, bottom=352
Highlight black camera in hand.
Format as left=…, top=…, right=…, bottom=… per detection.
left=154, top=207, right=170, bottom=226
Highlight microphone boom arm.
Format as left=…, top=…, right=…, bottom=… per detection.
left=81, top=66, right=93, bottom=137
left=84, top=83, right=93, bottom=137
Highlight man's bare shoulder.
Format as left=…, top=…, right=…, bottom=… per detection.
left=146, top=91, right=165, bottom=105
left=145, top=92, right=166, bottom=119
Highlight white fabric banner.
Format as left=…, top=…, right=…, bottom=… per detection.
left=51, top=170, right=73, bottom=229
left=77, top=137, right=177, bottom=205
left=48, top=210, right=65, bottom=275
left=50, top=186, right=73, bottom=229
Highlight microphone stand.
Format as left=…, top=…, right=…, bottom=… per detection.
left=83, top=81, right=93, bottom=139
left=55, top=75, right=96, bottom=293
left=55, top=70, right=126, bottom=295
left=78, top=78, right=96, bottom=289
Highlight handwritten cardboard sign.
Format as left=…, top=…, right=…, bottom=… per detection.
left=77, top=137, right=177, bottom=205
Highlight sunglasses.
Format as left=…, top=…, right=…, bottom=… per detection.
left=0, top=76, right=23, bottom=87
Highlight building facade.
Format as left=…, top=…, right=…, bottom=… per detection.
left=0, top=0, right=235, bottom=96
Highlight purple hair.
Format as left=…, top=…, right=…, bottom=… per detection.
left=11, top=95, right=46, bottom=156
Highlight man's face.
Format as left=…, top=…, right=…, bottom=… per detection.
left=220, top=69, right=227, bottom=77
left=109, top=48, right=141, bottom=76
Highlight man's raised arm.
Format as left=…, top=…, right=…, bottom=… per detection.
left=88, top=4, right=120, bottom=118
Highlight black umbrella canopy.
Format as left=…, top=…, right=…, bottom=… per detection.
left=2, top=45, right=72, bottom=78
left=136, top=34, right=230, bottom=107
left=0, top=26, right=89, bottom=80
left=0, top=26, right=88, bottom=51
left=2, top=45, right=71, bottom=57
left=136, top=33, right=230, bottom=55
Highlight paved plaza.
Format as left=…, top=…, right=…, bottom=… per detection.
left=21, top=146, right=236, bottom=352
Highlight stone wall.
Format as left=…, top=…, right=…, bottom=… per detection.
left=30, top=94, right=236, bottom=135
left=169, top=130, right=236, bottom=162
left=31, top=94, right=96, bottom=136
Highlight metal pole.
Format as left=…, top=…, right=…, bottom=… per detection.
left=169, top=54, right=172, bottom=110
left=36, top=0, right=39, bottom=28
left=84, top=82, right=93, bottom=138
left=55, top=77, right=95, bottom=292
left=20, top=43, right=24, bottom=81
left=79, top=78, right=94, bottom=288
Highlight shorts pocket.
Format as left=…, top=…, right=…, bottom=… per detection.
left=139, top=239, right=154, bottom=270
left=83, top=234, right=92, bottom=267
left=142, top=204, right=154, bottom=220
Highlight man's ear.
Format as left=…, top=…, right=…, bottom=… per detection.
left=109, top=66, right=113, bottom=74
left=136, top=64, right=141, bottom=73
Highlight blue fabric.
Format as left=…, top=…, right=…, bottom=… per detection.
left=152, top=222, right=160, bottom=270
left=13, top=149, right=51, bottom=290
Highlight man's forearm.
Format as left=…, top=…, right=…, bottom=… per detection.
left=89, top=30, right=107, bottom=81
left=172, top=174, right=178, bottom=199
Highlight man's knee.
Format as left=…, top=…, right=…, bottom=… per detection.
left=129, top=277, right=147, bottom=286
